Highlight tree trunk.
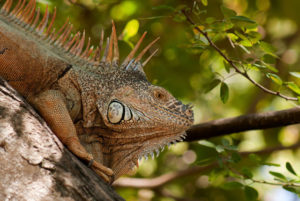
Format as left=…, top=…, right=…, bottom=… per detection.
left=0, top=78, right=124, bottom=201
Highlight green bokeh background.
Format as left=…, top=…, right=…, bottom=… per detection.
left=5, top=0, right=300, bottom=200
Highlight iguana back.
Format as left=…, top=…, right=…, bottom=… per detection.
left=0, top=18, right=70, bottom=97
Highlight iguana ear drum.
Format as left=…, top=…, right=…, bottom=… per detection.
left=108, top=101, right=124, bottom=124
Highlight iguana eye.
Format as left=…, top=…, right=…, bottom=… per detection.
left=108, top=101, right=124, bottom=124
left=153, top=89, right=168, bottom=102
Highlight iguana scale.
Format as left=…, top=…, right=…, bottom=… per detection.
left=0, top=0, right=194, bottom=183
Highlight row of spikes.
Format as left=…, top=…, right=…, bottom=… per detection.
left=0, top=0, right=159, bottom=70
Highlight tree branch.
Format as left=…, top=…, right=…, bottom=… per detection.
left=185, top=107, right=300, bottom=142
left=181, top=9, right=298, bottom=101
left=113, top=143, right=300, bottom=189
left=0, top=78, right=124, bottom=201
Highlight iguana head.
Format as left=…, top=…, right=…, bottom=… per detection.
left=92, top=24, right=194, bottom=179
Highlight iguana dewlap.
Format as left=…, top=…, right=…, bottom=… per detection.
left=0, top=0, right=194, bottom=183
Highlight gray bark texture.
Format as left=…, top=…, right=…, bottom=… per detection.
left=0, top=78, right=124, bottom=201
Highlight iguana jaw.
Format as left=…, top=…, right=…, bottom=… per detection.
left=106, top=130, right=189, bottom=179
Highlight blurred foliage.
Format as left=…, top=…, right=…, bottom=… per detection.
left=7, top=0, right=300, bottom=200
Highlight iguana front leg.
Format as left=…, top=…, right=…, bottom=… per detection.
left=29, top=90, right=114, bottom=182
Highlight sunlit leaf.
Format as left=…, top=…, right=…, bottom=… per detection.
left=239, top=39, right=252, bottom=47
left=201, top=0, right=208, bottom=6
left=290, top=72, right=300, bottom=79
left=220, top=5, right=237, bottom=18
left=286, top=162, right=297, bottom=176
left=266, top=73, right=283, bottom=85
left=265, top=64, right=278, bottom=73
left=252, top=63, right=266, bottom=69
left=122, top=19, right=139, bottom=41
left=247, top=31, right=261, bottom=44
left=211, top=21, right=234, bottom=32
left=285, top=82, right=300, bottom=95
left=220, top=82, right=229, bottom=103
left=227, top=33, right=238, bottom=42
left=111, top=1, right=137, bottom=20
left=216, top=145, right=225, bottom=153
left=198, top=140, right=216, bottom=148
left=238, top=44, right=250, bottom=54
left=244, top=186, right=258, bottom=201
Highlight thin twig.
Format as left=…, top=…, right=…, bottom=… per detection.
left=113, top=143, right=300, bottom=188
left=181, top=9, right=298, bottom=101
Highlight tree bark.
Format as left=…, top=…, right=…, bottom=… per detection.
left=0, top=78, right=124, bottom=201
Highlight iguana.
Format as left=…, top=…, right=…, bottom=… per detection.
left=0, top=0, right=194, bottom=183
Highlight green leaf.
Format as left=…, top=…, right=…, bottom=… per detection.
left=283, top=185, right=297, bottom=193
left=231, top=152, right=241, bottom=163
left=247, top=31, right=261, bottom=44
left=238, top=44, right=250, bottom=54
left=173, top=13, right=186, bottom=22
left=262, top=54, right=276, bottom=64
left=249, top=153, right=261, bottom=163
left=244, top=186, right=259, bottom=201
left=239, top=39, right=252, bottom=47
left=123, top=19, right=139, bottom=40
left=269, top=171, right=287, bottom=181
left=222, top=181, right=243, bottom=190
left=198, top=140, right=216, bottom=148
left=216, top=145, right=225, bottom=153
left=260, top=41, right=277, bottom=57
left=230, top=16, right=257, bottom=29
left=286, top=162, right=297, bottom=176
left=205, top=17, right=215, bottom=24
left=285, top=82, right=300, bottom=95
left=231, top=16, right=256, bottom=23
left=220, top=5, right=237, bottom=18
left=211, top=21, right=234, bottom=32
left=227, top=33, right=239, bottom=42
left=220, top=82, right=229, bottom=103
left=266, top=73, right=283, bottom=85
left=223, top=60, right=231, bottom=73
left=252, top=63, right=266, bottom=69
left=241, top=168, right=253, bottom=179
left=221, top=138, right=230, bottom=146
left=201, top=0, right=208, bottom=6
left=290, top=72, right=300, bottom=79
left=265, top=64, right=278, bottom=73
left=262, top=162, right=280, bottom=167
left=204, top=79, right=221, bottom=93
